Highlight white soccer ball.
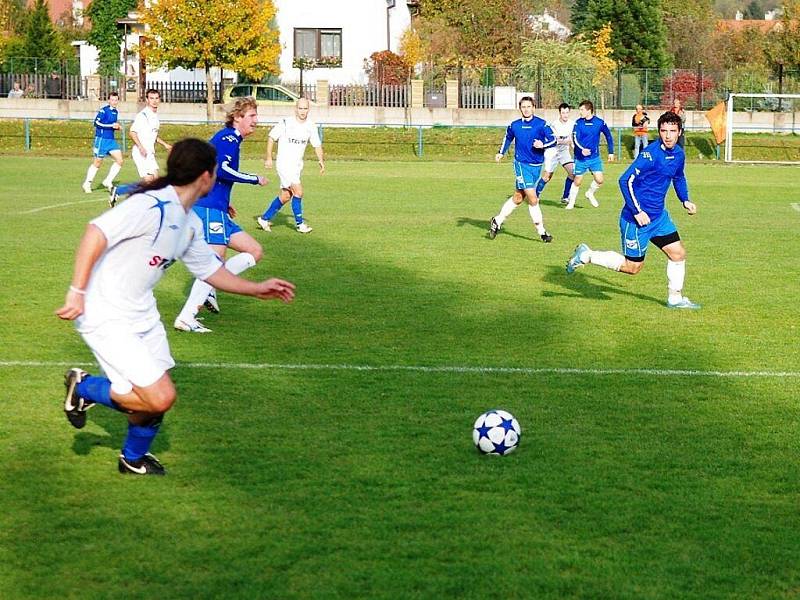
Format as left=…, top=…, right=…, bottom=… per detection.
left=473, top=409, right=521, bottom=455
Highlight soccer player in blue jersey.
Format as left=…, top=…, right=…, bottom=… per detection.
left=58, top=138, right=296, bottom=475
left=82, top=92, right=124, bottom=194
left=174, top=97, right=268, bottom=332
left=565, top=111, right=700, bottom=309
left=488, top=96, right=556, bottom=243
left=565, top=99, right=615, bottom=210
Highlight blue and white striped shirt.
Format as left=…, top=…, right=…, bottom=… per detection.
left=93, top=105, right=118, bottom=140
left=618, top=140, right=689, bottom=223
left=498, top=116, right=555, bottom=165
left=573, top=115, right=614, bottom=160
left=195, top=127, right=260, bottom=211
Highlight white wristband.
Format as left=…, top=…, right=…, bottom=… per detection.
left=69, top=286, right=86, bottom=295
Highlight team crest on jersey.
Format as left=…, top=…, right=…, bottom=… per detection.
left=209, top=222, right=224, bottom=234
left=625, top=239, right=638, bottom=250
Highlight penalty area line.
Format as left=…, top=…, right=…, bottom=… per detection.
left=1, top=360, right=799, bottom=378
left=20, top=198, right=105, bottom=215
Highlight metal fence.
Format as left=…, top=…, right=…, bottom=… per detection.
left=329, top=84, right=408, bottom=108
left=145, top=81, right=222, bottom=103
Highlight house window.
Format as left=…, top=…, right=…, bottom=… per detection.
left=294, top=28, right=342, bottom=67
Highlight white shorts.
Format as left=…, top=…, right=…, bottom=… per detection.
left=544, top=146, right=574, bottom=173
left=276, top=161, right=303, bottom=190
left=133, top=148, right=159, bottom=178
left=80, top=320, right=174, bottom=395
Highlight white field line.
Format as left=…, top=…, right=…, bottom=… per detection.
left=1, top=360, right=798, bottom=378
left=20, top=198, right=104, bottom=215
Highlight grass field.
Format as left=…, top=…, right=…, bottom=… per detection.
left=1, top=154, right=799, bottom=599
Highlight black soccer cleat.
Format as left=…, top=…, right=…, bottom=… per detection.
left=108, top=186, right=119, bottom=208
left=118, top=453, right=166, bottom=476
left=540, top=231, right=553, bottom=243
left=488, top=217, right=500, bottom=239
left=64, top=368, right=95, bottom=429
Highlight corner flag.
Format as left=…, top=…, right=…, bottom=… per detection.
left=705, top=101, right=726, bottom=145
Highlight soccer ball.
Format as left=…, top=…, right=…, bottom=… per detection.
left=473, top=409, right=521, bottom=455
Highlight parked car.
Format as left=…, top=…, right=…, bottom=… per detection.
left=222, top=83, right=311, bottom=105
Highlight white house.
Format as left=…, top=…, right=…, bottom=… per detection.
left=274, top=0, right=413, bottom=84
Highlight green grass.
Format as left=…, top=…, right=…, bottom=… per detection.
left=1, top=157, right=799, bottom=599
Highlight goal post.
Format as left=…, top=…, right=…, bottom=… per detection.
left=724, top=93, right=800, bottom=164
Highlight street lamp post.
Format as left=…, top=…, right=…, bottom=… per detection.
left=386, top=0, right=395, bottom=51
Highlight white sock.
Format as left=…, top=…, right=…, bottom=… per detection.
left=587, top=250, right=625, bottom=271
left=588, top=181, right=600, bottom=195
left=527, top=204, right=545, bottom=235
left=496, top=197, right=517, bottom=226
left=567, top=184, right=580, bottom=205
left=104, top=163, right=122, bottom=185
left=84, top=164, right=99, bottom=184
left=177, top=279, right=214, bottom=322
left=667, top=259, right=686, bottom=303
left=225, top=252, right=256, bottom=275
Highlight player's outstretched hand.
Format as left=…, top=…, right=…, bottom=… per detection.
left=257, top=175, right=268, bottom=186
left=684, top=201, right=697, bottom=215
left=494, top=153, right=504, bottom=163
left=264, top=158, right=273, bottom=170
left=56, top=289, right=85, bottom=321
left=255, top=278, right=296, bottom=303
left=608, top=153, right=615, bottom=162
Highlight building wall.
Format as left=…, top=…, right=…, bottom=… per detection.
left=274, top=0, right=411, bottom=85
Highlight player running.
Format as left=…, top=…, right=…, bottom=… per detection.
left=488, top=96, right=556, bottom=243
left=82, top=91, right=124, bottom=194
left=173, top=97, right=267, bottom=332
left=255, top=97, right=325, bottom=234
left=565, top=111, right=700, bottom=309
left=536, top=102, right=575, bottom=204
left=57, top=138, right=295, bottom=475
left=564, top=100, right=615, bottom=210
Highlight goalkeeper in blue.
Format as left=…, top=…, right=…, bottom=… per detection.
left=565, top=111, right=700, bottom=309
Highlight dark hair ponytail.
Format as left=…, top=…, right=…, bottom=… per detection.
left=126, top=138, right=217, bottom=196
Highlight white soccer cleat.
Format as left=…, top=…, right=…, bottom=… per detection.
left=101, top=180, right=114, bottom=192
left=255, top=216, right=272, bottom=232
left=173, top=317, right=212, bottom=333
left=296, top=222, right=313, bottom=234
left=585, top=191, right=599, bottom=207
left=82, top=182, right=92, bottom=194
left=564, top=201, right=575, bottom=210
left=204, top=290, right=220, bottom=314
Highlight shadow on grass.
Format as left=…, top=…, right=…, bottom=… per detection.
left=70, top=404, right=172, bottom=457
left=456, top=216, right=538, bottom=241
left=541, top=265, right=663, bottom=305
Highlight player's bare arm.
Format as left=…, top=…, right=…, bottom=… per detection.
left=56, top=224, right=108, bottom=321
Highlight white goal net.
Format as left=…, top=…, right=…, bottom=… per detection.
left=724, top=93, right=800, bottom=164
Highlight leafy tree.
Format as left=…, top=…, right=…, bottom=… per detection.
left=0, top=0, right=26, bottom=35
left=24, top=0, right=59, bottom=62
left=398, top=26, right=423, bottom=77
left=515, top=35, right=597, bottom=105
left=766, top=0, right=800, bottom=69
left=364, top=50, right=407, bottom=85
left=86, top=0, right=137, bottom=77
left=418, top=0, right=529, bottom=65
left=571, top=0, right=669, bottom=67
left=663, top=0, right=719, bottom=68
left=142, top=0, right=280, bottom=120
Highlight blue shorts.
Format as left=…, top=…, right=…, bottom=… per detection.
left=513, top=161, right=543, bottom=190
left=574, top=156, right=603, bottom=176
left=619, top=210, right=677, bottom=259
left=192, top=207, right=243, bottom=247
left=93, top=137, right=120, bottom=158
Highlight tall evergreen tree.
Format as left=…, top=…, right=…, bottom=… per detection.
left=571, top=0, right=669, bottom=67
left=23, top=0, right=59, bottom=60
left=86, top=0, right=137, bottom=76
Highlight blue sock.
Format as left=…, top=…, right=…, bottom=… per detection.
left=122, top=416, right=162, bottom=460
left=116, top=183, right=135, bottom=195
left=291, top=196, right=303, bottom=225
left=262, top=197, right=283, bottom=220
left=535, top=178, right=547, bottom=196
left=563, top=177, right=573, bottom=199
left=77, top=375, right=126, bottom=412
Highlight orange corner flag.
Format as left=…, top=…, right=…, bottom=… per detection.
left=705, top=101, right=727, bottom=145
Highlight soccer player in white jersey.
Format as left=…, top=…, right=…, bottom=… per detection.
left=57, top=138, right=296, bottom=475
left=255, top=97, right=324, bottom=234
left=537, top=102, right=576, bottom=204
left=109, top=89, right=173, bottom=207
left=130, top=88, right=172, bottom=181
